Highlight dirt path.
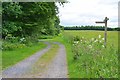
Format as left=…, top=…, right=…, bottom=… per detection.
left=34, top=42, right=68, bottom=78
left=42, top=42, right=68, bottom=78
left=2, top=42, right=51, bottom=78
left=2, top=42, right=68, bottom=78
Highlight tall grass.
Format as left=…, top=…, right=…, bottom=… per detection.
left=62, top=31, right=118, bottom=78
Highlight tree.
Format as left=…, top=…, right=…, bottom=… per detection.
left=2, top=2, right=23, bottom=38
left=2, top=2, right=65, bottom=39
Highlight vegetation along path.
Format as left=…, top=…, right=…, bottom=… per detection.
left=2, top=42, right=68, bottom=78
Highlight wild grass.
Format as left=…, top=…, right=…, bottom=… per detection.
left=64, top=30, right=118, bottom=78
left=53, top=30, right=118, bottom=78
left=2, top=42, right=46, bottom=70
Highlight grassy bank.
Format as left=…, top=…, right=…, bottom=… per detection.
left=53, top=30, right=118, bottom=78
left=2, top=42, right=46, bottom=70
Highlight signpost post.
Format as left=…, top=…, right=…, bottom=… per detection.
left=95, top=17, right=109, bottom=48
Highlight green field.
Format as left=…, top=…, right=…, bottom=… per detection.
left=64, top=30, right=118, bottom=48
left=54, top=30, right=118, bottom=78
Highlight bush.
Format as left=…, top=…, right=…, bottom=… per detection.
left=2, top=41, right=26, bottom=51
left=38, top=35, right=53, bottom=39
left=5, top=34, right=19, bottom=43
left=2, top=35, right=40, bottom=50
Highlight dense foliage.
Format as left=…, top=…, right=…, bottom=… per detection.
left=2, top=2, right=63, bottom=39
left=2, top=2, right=65, bottom=50
left=64, top=26, right=120, bottom=31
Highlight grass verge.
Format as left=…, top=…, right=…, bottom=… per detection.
left=2, top=42, right=46, bottom=70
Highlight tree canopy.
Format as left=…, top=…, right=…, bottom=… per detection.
left=2, top=2, right=64, bottom=39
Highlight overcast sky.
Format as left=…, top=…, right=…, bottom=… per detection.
left=57, top=0, right=119, bottom=28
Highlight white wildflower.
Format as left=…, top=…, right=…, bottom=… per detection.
left=74, top=41, right=79, bottom=44
left=99, top=40, right=102, bottom=43
left=98, top=35, right=101, bottom=38
left=102, top=45, right=105, bottom=48
left=91, top=38, right=94, bottom=41
left=102, top=38, right=105, bottom=40
left=20, top=37, right=26, bottom=42
left=20, top=38, right=25, bottom=41
left=88, top=45, right=92, bottom=48
left=82, top=37, right=84, bottom=39
left=81, top=40, right=82, bottom=42
left=94, top=39, right=98, bottom=43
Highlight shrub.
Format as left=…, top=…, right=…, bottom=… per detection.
left=5, top=34, right=19, bottom=43
left=38, top=35, right=53, bottom=39
left=2, top=41, right=26, bottom=51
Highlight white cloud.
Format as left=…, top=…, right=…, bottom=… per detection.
left=58, top=0, right=119, bottom=27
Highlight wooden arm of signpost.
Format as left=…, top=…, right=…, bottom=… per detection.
left=95, top=21, right=105, bottom=23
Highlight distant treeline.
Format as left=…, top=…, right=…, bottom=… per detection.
left=64, top=26, right=120, bottom=31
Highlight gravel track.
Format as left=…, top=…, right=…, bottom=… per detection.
left=2, top=42, right=51, bottom=78
left=41, top=42, right=68, bottom=78
left=34, top=42, right=68, bottom=78
left=2, top=42, right=68, bottom=78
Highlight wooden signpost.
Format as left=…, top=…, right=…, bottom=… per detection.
left=95, top=17, right=109, bottom=48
